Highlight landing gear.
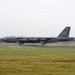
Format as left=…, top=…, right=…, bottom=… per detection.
left=19, top=43, right=22, bottom=46
left=17, top=42, right=22, bottom=46
left=40, top=41, right=45, bottom=46
left=42, top=43, right=45, bottom=46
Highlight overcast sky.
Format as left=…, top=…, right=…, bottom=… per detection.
left=0, top=0, right=75, bottom=37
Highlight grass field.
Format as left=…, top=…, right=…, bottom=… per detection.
left=0, top=43, right=75, bottom=75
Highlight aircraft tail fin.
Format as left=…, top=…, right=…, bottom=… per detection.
left=58, top=27, right=71, bottom=37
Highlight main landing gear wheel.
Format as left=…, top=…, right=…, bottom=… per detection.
left=17, top=42, right=22, bottom=46
left=40, top=42, right=45, bottom=46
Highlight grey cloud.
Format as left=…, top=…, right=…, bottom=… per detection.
left=0, top=0, right=75, bottom=37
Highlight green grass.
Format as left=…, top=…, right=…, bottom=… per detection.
left=0, top=46, right=75, bottom=75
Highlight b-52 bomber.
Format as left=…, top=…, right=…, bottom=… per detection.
left=1, top=27, right=74, bottom=46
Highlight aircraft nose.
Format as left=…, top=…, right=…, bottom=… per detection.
left=0, top=38, right=6, bottom=42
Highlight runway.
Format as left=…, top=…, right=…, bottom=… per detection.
left=8, top=46, right=36, bottom=48
left=46, top=41, right=75, bottom=46
left=0, top=41, right=75, bottom=48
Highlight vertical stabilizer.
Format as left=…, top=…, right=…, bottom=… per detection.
left=58, top=27, right=71, bottom=37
